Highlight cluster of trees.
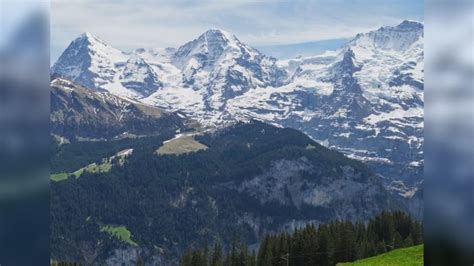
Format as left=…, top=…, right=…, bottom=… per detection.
left=50, top=262, right=81, bottom=266
left=181, top=211, right=423, bottom=266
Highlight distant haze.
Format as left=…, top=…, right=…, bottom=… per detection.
left=255, top=38, right=349, bottom=59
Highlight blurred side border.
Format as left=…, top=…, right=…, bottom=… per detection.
left=425, top=0, right=474, bottom=265
left=0, top=0, right=50, bottom=265
left=0, top=0, right=473, bottom=265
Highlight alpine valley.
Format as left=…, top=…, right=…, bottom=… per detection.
left=50, top=20, right=423, bottom=265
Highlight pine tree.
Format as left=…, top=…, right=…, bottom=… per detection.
left=410, top=222, right=423, bottom=245
left=257, top=236, right=270, bottom=266
left=136, top=256, right=145, bottom=266
left=318, top=225, right=334, bottom=266
left=181, top=249, right=194, bottom=266
left=403, top=234, right=414, bottom=247
left=239, top=242, right=250, bottom=266
left=376, top=240, right=387, bottom=254
left=259, top=235, right=276, bottom=266
left=190, top=250, right=208, bottom=266
left=211, top=242, right=223, bottom=266
left=248, top=250, right=257, bottom=266
left=393, top=232, right=403, bottom=249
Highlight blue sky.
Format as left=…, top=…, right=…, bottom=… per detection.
left=51, top=0, right=423, bottom=61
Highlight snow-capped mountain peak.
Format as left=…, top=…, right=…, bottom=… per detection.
left=52, top=32, right=127, bottom=91
left=396, top=20, right=423, bottom=31
left=77, top=32, right=106, bottom=45
left=172, top=28, right=257, bottom=70
left=64, top=32, right=124, bottom=61
left=155, top=28, right=287, bottom=115
left=226, top=21, right=423, bottom=199
left=201, top=28, right=238, bottom=46
left=350, top=20, right=423, bottom=52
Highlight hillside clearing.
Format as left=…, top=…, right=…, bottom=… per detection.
left=100, top=225, right=138, bottom=247
left=50, top=149, right=132, bottom=182
left=50, top=173, right=69, bottom=182
left=50, top=162, right=110, bottom=182
left=156, top=136, right=207, bottom=155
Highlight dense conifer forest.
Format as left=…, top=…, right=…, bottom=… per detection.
left=51, top=121, right=397, bottom=264
left=180, top=211, right=422, bottom=266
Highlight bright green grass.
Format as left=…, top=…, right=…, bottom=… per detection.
left=50, top=162, right=111, bottom=182
left=156, top=136, right=208, bottom=155
left=100, top=225, right=138, bottom=246
left=72, top=168, right=84, bottom=177
left=50, top=173, right=69, bottom=182
left=338, top=245, right=423, bottom=266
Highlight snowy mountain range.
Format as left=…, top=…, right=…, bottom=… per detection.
left=51, top=20, right=424, bottom=203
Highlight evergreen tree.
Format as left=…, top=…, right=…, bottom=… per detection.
left=318, top=225, right=334, bottom=266
left=181, top=249, right=194, bottom=266
left=248, top=250, right=257, bottom=266
left=393, top=232, right=404, bottom=249
left=403, top=234, right=414, bottom=247
left=210, top=242, right=223, bottom=266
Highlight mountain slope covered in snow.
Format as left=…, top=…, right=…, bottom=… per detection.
left=228, top=21, right=424, bottom=195
left=52, top=21, right=424, bottom=204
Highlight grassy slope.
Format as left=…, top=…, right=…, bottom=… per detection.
left=100, top=225, right=138, bottom=247
left=156, top=136, right=207, bottom=155
left=50, top=162, right=111, bottom=182
left=50, top=147, right=125, bottom=182
left=338, top=245, right=423, bottom=266
left=50, top=172, right=69, bottom=182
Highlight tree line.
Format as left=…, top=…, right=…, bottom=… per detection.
left=180, top=211, right=422, bottom=266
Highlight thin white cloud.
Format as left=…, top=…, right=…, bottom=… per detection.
left=51, top=0, right=423, bottom=60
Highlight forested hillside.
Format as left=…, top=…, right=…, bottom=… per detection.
left=180, top=211, right=423, bottom=266
left=51, top=121, right=397, bottom=264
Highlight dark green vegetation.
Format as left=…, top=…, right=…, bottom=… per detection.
left=51, top=121, right=395, bottom=264
left=338, top=244, right=423, bottom=266
left=181, top=211, right=423, bottom=266
left=51, top=134, right=174, bottom=173
left=51, top=148, right=133, bottom=182
left=51, top=262, right=82, bottom=266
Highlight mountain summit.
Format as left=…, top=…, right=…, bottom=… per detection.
left=51, top=32, right=127, bottom=91
left=171, top=29, right=286, bottom=112
left=52, top=33, right=166, bottom=98
left=350, top=20, right=423, bottom=52
left=173, top=28, right=244, bottom=69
